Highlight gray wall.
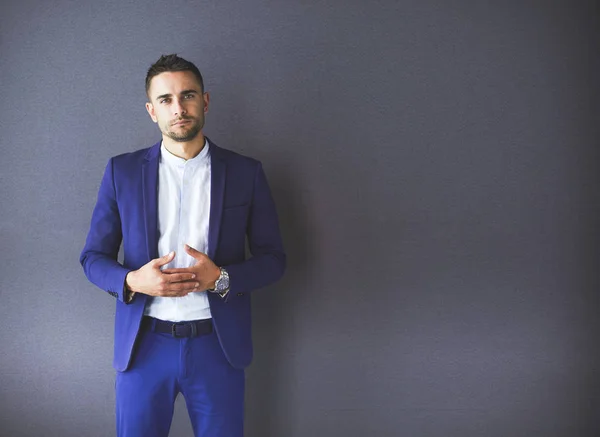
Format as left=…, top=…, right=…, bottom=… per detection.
left=1, top=1, right=599, bottom=436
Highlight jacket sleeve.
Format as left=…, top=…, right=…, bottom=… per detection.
left=80, top=158, right=131, bottom=302
left=223, top=162, right=286, bottom=297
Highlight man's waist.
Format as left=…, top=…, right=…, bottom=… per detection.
left=143, top=293, right=211, bottom=321
left=141, top=316, right=212, bottom=338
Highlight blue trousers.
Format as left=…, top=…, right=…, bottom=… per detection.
left=115, top=322, right=244, bottom=437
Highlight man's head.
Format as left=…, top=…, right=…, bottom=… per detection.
left=145, top=54, right=209, bottom=143
left=145, top=54, right=204, bottom=97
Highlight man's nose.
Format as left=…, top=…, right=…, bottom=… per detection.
left=172, top=99, right=187, bottom=116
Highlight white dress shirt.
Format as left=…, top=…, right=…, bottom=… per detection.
left=144, top=139, right=212, bottom=322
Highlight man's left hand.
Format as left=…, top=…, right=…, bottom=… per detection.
left=161, top=244, right=221, bottom=291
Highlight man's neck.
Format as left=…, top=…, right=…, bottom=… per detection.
left=162, top=134, right=206, bottom=160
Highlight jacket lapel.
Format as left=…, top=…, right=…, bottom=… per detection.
left=142, top=142, right=161, bottom=261
left=208, top=139, right=226, bottom=260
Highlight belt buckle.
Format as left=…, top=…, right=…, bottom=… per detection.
left=170, top=321, right=199, bottom=338
left=171, top=323, right=181, bottom=338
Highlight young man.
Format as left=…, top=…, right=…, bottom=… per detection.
left=80, top=54, right=286, bottom=437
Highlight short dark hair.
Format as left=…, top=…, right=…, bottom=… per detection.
left=145, top=54, right=204, bottom=97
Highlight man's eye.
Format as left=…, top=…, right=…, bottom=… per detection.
left=160, top=98, right=170, bottom=104
left=184, top=94, right=194, bottom=99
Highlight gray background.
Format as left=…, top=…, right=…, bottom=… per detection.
left=1, top=0, right=598, bottom=436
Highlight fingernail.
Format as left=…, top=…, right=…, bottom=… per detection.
left=191, top=274, right=196, bottom=279
left=196, top=283, right=200, bottom=287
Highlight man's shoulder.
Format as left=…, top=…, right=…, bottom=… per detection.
left=110, top=142, right=160, bottom=166
left=107, top=139, right=263, bottom=169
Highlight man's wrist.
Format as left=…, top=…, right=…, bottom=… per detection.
left=208, top=267, right=230, bottom=298
left=125, top=271, right=137, bottom=292
left=207, top=266, right=221, bottom=291
left=124, top=271, right=137, bottom=303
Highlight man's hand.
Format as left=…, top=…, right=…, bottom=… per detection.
left=125, top=251, right=200, bottom=297
left=162, top=245, right=221, bottom=291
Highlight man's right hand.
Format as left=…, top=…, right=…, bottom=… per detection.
left=125, top=251, right=200, bottom=297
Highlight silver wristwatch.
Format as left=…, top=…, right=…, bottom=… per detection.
left=209, top=267, right=230, bottom=297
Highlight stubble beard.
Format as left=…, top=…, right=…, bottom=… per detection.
left=164, top=117, right=204, bottom=143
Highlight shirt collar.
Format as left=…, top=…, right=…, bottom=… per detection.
left=160, top=138, right=210, bottom=166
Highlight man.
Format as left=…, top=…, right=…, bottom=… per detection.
left=80, top=54, right=286, bottom=437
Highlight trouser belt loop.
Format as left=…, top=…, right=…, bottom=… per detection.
left=190, top=322, right=198, bottom=338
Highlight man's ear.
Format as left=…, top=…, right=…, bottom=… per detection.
left=203, top=92, right=210, bottom=113
left=145, top=102, right=158, bottom=123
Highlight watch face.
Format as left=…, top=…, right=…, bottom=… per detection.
left=216, top=278, right=229, bottom=292
left=216, top=270, right=230, bottom=292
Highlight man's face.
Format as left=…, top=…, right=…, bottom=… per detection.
left=145, top=71, right=209, bottom=143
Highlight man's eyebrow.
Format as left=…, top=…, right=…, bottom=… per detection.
left=155, top=93, right=172, bottom=101
left=155, top=90, right=200, bottom=102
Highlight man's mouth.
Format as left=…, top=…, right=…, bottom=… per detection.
left=172, top=120, right=191, bottom=126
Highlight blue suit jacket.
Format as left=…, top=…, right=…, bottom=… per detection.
left=80, top=138, right=286, bottom=371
